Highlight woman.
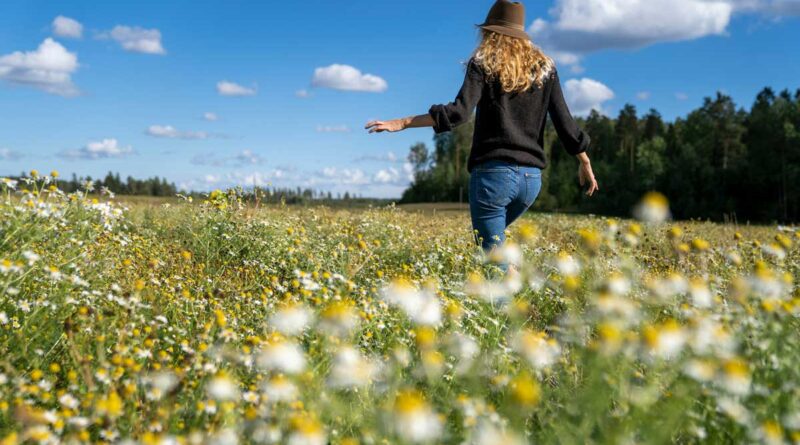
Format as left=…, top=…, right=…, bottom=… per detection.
left=366, top=0, right=599, bottom=256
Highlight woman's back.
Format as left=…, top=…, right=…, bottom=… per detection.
left=429, top=58, right=590, bottom=172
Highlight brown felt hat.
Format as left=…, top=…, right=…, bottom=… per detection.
left=477, top=0, right=531, bottom=41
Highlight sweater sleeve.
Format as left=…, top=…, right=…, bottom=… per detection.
left=548, top=69, right=591, bottom=155
left=428, top=59, right=484, bottom=134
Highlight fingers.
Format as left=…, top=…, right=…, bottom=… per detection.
left=585, top=179, right=599, bottom=196
left=365, top=121, right=383, bottom=130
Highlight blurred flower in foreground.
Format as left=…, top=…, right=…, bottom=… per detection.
left=327, top=346, right=377, bottom=389
left=261, top=374, right=298, bottom=403
left=513, top=330, right=561, bottom=370
left=642, top=320, right=687, bottom=360
left=381, top=278, right=442, bottom=326
left=317, top=301, right=359, bottom=338
left=257, top=338, right=307, bottom=375
left=287, top=415, right=326, bottom=445
left=207, top=373, right=239, bottom=401
left=471, top=421, right=525, bottom=445
left=269, top=304, right=313, bottom=336
left=391, top=390, right=443, bottom=443
left=633, top=192, right=671, bottom=223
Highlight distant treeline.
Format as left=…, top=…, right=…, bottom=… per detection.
left=401, top=87, right=800, bottom=223
left=5, top=172, right=180, bottom=197
left=12, top=171, right=387, bottom=206
left=240, top=187, right=389, bottom=206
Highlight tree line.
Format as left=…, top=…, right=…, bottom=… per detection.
left=401, top=87, right=800, bottom=223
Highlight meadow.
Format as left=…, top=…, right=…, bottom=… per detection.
left=1, top=172, right=799, bottom=445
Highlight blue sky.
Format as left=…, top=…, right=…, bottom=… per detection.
left=1, top=0, right=798, bottom=197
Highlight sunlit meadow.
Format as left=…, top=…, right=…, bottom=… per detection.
left=1, top=171, right=799, bottom=445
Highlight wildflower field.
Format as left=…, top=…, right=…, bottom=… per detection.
left=2, top=172, right=800, bottom=445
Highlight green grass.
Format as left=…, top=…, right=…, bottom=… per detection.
left=0, top=182, right=798, bottom=444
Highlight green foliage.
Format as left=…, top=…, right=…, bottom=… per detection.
left=402, top=88, right=800, bottom=223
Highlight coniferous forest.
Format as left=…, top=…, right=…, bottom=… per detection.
left=402, top=88, right=800, bottom=223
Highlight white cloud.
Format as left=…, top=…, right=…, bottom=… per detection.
left=373, top=163, right=415, bottom=185
left=235, top=150, right=264, bottom=165
left=180, top=169, right=291, bottom=191
left=60, top=138, right=133, bottom=160
left=217, top=81, right=256, bottom=96
left=146, top=125, right=209, bottom=140
left=179, top=164, right=411, bottom=198
left=727, top=0, right=800, bottom=15
left=191, top=150, right=265, bottom=167
left=355, top=151, right=401, bottom=163
left=0, top=38, right=79, bottom=96
left=102, top=26, right=166, bottom=55
left=52, top=16, right=83, bottom=39
left=529, top=0, right=733, bottom=66
left=204, top=112, right=218, bottom=121
left=314, top=167, right=370, bottom=186
left=295, top=89, right=311, bottom=98
left=316, top=125, right=351, bottom=133
left=0, top=148, right=22, bottom=161
left=312, top=64, right=388, bottom=93
left=636, top=91, right=651, bottom=101
left=563, top=78, right=615, bottom=116
left=676, top=92, right=690, bottom=101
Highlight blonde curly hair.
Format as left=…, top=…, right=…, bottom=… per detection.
left=473, top=30, right=554, bottom=93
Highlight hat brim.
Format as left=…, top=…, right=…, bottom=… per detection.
left=478, top=24, right=531, bottom=41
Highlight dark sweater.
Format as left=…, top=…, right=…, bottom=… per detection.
left=428, top=58, right=590, bottom=172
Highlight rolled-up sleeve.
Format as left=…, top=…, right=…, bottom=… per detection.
left=429, top=59, right=484, bottom=134
left=548, top=69, right=591, bottom=155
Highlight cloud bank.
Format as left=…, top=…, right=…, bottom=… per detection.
left=60, top=139, right=134, bottom=160
left=0, top=38, right=79, bottom=96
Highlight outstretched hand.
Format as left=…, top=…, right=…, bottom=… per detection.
left=365, top=119, right=407, bottom=134
left=578, top=160, right=599, bottom=196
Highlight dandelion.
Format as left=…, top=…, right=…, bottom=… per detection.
left=95, top=390, right=124, bottom=418
left=756, top=421, right=784, bottom=445
left=509, top=372, right=541, bottom=408
left=633, top=192, right=671, bottom=223
left=392, top=390, right=443, bottom=443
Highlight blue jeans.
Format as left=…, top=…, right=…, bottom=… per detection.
left=469, top=160, right=542, bottom=251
